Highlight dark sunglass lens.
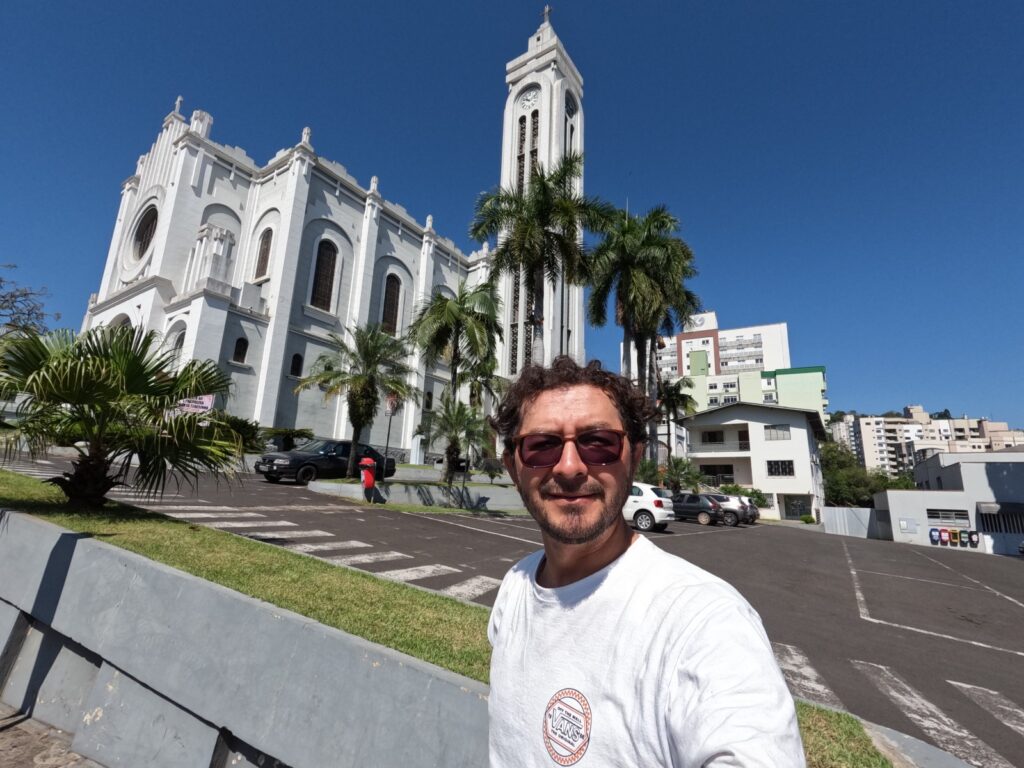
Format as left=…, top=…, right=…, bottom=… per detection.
left=576, top=430, right=623, bottom=464
left=519, top=434, right=564, bottom=467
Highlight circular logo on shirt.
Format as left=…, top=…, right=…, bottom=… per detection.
left=543, top=688, right=592, bottom=765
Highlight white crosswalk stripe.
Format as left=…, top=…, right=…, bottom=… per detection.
left=949, top=681, right=1024, bottom=740
left=375, top=564, right=461, bottom=582
left=165, top=512, right=266, bottom=520
left=206, top=520, right=296, bottom=529
left=285, top=541, right=371, bottom=553
left=852, top=661, right=1014, bottom=768
left=326, top=551, right=411, bottom=566
left=440, top=575, right=503, bottom=601
left=241, top=530, right=334, bottom=540
left=772, top=643, right=844, bottom=711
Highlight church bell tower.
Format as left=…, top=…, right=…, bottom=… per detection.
left=495, top=8, right=586, bottom=377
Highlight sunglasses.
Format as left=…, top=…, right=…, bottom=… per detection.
left=513, top=429, right=627, bottom=468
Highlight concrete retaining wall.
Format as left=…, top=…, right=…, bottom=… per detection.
left=314, top=478, right=525, bottom=512
left=0, top=511, right=489, bottom=768
left=821, top=507, right=893, bottom=540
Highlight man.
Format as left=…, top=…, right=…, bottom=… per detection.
left=488, top=357, right=805, bottom=767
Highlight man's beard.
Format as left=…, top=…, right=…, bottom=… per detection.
left=523, top=480, right=632, bottom=545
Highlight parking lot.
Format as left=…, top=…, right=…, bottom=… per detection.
left=7, top=458, right=1024, bottom=767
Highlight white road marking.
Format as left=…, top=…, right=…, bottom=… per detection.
left=949, top=681, right=1024, bottom=739
left=206, top=520, right=296, bottom=529
left=375, top=564, right=461, bottom=582
left=856, top=569, right=986, bottom=591
left=440, top=575, right=503, bottom=601
left=165, top=512, right=266, bottom=520
left=149, top=505, right=241, bottom=512
left=912, top=550, right=1024, bottom=611
left=842, top=541, right=1024, bottom=659
left=772, top=643, right=844, bottom=710
left=326, top=551, right=412, bottom=566
left=241, top=529, right=334, bottom=540
left=852, top=661, right=1014, bottom=768
left=284, top=541, right=371, bottom=553
left=392, top=511, right=544, bottom=546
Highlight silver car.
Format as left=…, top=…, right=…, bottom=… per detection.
left=705, top=493, right=751, bottom=526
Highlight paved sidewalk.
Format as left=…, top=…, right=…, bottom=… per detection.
left=0, top=705, right=104, bottom=768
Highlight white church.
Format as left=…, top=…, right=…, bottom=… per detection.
left=83, top=14, right=586, bottom=463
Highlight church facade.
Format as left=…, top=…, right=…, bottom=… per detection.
left=82, top=15, right=584, bottom=462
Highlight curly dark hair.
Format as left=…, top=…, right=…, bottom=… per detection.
left=490, top=356, right=658, bottom=453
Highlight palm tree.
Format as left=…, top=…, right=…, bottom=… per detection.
left=458, top=356, right=509, bottom=411
left=587, top=206, right=698, bottom=393
left=0, top=326, right=240, bottom=505
left=420, top=393, right=489, bottom=498
left=658, top=377, right=697, bottom=460
left=295, top=325, right=413, bottom=479
left=662, top=457, right=706, bottom=494
left=470, top=152, right=612, bottom=366
left=407, top=280, right=502, bottom=396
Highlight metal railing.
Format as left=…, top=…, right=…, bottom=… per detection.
left=689, top=440, right=751, bottom=453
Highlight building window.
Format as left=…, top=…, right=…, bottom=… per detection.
left=530, top=110, right=539, bottom=171
left=133, top=206, right=158, bottom=260
left=701, top=430, right=725, bottom=444
left=290, top=353, right=303, bottom=377
left=382, top=274, right=401, bottom=335
left=708, top=396, right=719, bottom=405
left=708, top=383, right=718, bottom=390
left=517, top=116, right=526, bottom=190
left=424, top=391, right=433, bottom=411
left=723, top=395, right=738, bottom=404
left=926, top=509, right=968, bottom=526
left=310, top=240, right=337, bottom=311
left=254, top=229, right=272, bottom=280
left=767, top=460, right=795, bottom=477
left=232, top=337, right=249, bottom=364
left=765, top=424, right=791, bottom=441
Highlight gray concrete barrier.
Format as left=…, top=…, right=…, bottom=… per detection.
left=0, top=511, right=489, bottom=768
left=312, top=478, right=525, bottom=512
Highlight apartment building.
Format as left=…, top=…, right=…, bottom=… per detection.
left=621, top=310, right=791, bottom=382
left=842, top=406, right=1024, bottom=476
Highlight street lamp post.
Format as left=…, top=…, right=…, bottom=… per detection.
left=383, top=394, right=399, bottom=472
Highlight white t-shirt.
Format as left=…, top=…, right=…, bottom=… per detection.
left=488, top=536, right=805, bottom=767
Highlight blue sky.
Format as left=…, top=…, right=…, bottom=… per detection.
left=2, top=1, right=1023, bottom=426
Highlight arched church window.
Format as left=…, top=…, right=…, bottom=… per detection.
left=290, top=353, right=303, bottom=377
left=310, top=240, right=337, bottom=311
left=232, top=337, right=249, bottom=364
left=517, top=116, right=526, bottom=191
left=530, top=110, right=539, bottom=172
left=134, top=207, right=158, bottom=261
left=254, top=229, right=272, bottom=280
left=382, top=274, right=401, bottom=335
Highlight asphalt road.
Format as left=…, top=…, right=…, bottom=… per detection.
left=8, top=458, right=1024, bottom=767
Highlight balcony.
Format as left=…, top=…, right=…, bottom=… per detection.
left=689, top=440, right=751, bottom=454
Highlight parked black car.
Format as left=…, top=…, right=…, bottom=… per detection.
left=671, top=493, right=727, bottom=526
left=254, top=439, right=396, bottom=484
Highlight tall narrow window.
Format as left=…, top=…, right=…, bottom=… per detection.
left=517, top=116, right=526, bottom=191
left=382, top=275, right=401, bottom=335
left=232, top=337, right=249, bottom=364
left=310, top=240, right=337, bottom=311
left=424, top=391, right=433, bottom=411
left=290, top=353, right=303, bottom=377
left=530, top=110, right=539, bottom=172
left=254, top=229, right=272, bottom=280
left=134, top=206, right=158, bottom=260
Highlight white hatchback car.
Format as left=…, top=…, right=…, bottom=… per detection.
left=622, top=482, right=675, bottom=532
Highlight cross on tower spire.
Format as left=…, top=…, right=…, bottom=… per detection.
left=543, top=4, right=551, bottom=24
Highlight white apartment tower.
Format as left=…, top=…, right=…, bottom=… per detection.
left=495, top=10, right=586, bottom=376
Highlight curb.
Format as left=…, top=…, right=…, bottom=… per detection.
left=863, top=721, right=972, bottom=768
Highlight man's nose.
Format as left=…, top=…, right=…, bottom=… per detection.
left=553, top=438, right=587, bottom=477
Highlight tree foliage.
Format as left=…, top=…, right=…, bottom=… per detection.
left=662, top=457, right=706, bottom=493
left=0, top=266, right=55, bottom=339
left=295, top=325, right=413, bottom=478
left=820, top=441, right=914, bottom=507
left=470, top=152, right=613, bottom=364
left=419, top=393, right=490, bottom=497
left=408, top=280, right=503, bottom=395
left=0, top=326, right=240, bottom=505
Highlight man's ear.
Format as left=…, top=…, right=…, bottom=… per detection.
left=502, top=449, right=519, bottom=484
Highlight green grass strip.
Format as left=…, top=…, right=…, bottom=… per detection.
left=3, top=470, right=891, bottom=765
